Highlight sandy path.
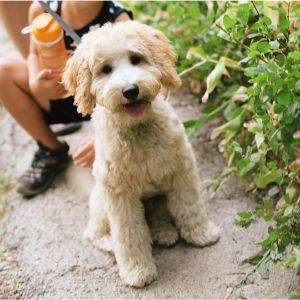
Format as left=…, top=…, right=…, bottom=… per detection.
left=0, top=91, right=299, bottom=299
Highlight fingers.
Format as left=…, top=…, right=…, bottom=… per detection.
left=53, top=84, right=68, bottom=99
left=67, top=50, right=74, bottom=58
left=73, top=147, right=94, bottom=168
left=73, top=137, right=95, bottom=168
left=73, top=139, right=92, bottom=160
left=37, top=69, right=52, bottom=80
left=73, top=149, right=94, bottom=168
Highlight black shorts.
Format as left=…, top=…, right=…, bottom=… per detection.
left=43, top=97, right=91, bottom=125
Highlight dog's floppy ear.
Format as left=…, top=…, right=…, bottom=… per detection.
left=136, top=23, right=181, bottom=90
left=152, top=30, right=181, bottom=89
left=63, top=41, right=95, bottom=116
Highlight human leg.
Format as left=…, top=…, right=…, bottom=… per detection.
left=0, top=56, right=61, bottom=150
left=0, top=56, right=69, bottom=197
left=0, top=1, right=31, bottom=58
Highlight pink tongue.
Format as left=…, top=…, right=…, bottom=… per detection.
left=124, top=102, right=145, bottom=118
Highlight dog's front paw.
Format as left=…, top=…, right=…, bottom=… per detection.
left=94, top=235, right=114, bottom=253
left=186, top=221, right=220, bottom=247
left=120, top=261, right=157, bottom=288
left=83, top=224, right=100, bottom=241
left=83, top=218, right=109, bottom=241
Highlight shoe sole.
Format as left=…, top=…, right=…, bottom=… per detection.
left=18, top=158, right=70, bottom=199
left=51, top=123, right=82, bottom=137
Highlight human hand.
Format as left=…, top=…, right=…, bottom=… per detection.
left=29, top=69, right=68, bottom=101
left=73, top=134, right=95, bottom=168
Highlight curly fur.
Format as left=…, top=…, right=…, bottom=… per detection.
left=63, top=20, right=220, bottom=288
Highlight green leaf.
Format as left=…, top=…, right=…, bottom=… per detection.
left=275, top=257, right=296, bottom=270
left=289, top=295, right=300, bottom=300
left=209, top=167, right=236, bottom=191
left=217, top=29, right=231, bottom=42
left=269, top=40, right=280, bottom=50
left=257, top=260, right=270, bottom=279
left=251, top=152, right=261, bottom=163
left=284, top=205, right=293, bottom=217
left=288, top=51, right=300, bottom=61
left=256, top=169, right=283, bottom=188
left=255, top=132, right=265, bottom=149
left=237, top=3, right=250, bottom=25
left=262, top=16, right=272, bottom=26
left=245, top=65, right=266, bottom=76
left=187, top=4, right=199, bottom=18
left=223, top=15, right=236, bottom=30
left=202, top=61, right=225, bottom=103
left=277, top=91, right=292, bottom=106
left=187, top=47, right=208, bottom=61
left=278, top=18, right=289, bottom=30
left=257, top=41, right=271, bottom=53
left=241, top=253, right=264, bottom=265
left=293, top=248, right=300, bottom=274
left=238, top=158, right=256, bottom=177
left=292, top=3, right=300, bottom=17
left=224, top=103, right=244, bottom=121
left=255, top=207, right=264, bottom=217
left=264, top=213, right=273, bottom=222
left=220, top=56, right=243, bottom=71
left=295, top=80, right=300, bottom=92
left=211, top=109, right=247, bottom=140
left=184, top=101, right=229, bottom=140
left=238, top=211, right=253, bottom=219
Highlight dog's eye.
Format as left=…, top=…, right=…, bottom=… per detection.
left=130, top=55, right=141, bottom=65
left=102, top=65, right=112, bottom=74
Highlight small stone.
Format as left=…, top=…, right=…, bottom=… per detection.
left=268, top=186, right=280, bottom=197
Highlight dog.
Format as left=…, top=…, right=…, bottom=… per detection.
left=63, top=20, right=220, bottom=288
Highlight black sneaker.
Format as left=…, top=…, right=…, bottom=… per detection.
left=51, top=123, right=82, bottom=137
left=17, top=142, right=70, bottom=198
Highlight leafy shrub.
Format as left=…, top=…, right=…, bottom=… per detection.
left=212, top=1, right=300, bottom=276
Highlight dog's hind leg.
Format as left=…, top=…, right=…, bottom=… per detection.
left=83, top=185, right=110, bottom=242
left=145, top=196, right=179, bottom=247
left=150, top=220, right=179, bottom=247
left=167, top=167, right=220, bottom=247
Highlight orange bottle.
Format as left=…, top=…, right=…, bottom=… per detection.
left=32, top=13, right=68, bottom=78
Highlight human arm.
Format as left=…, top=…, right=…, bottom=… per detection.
left=27, top=2, right=67, bottom=109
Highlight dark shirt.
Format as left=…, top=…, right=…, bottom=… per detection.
left=46, top=1, right=133, bottom=50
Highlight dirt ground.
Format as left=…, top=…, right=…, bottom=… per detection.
left=0, top=89, right=300, bottom=299
left=0, top=22, right=299, bottom=299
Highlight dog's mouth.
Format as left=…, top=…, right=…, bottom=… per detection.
left=124, top=100, right=146, bottom=118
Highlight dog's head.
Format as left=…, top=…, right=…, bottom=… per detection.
left=62, top=21, right=181, bottom=120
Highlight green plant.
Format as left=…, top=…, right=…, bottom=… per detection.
left=211, top=1, right=300, bottom=276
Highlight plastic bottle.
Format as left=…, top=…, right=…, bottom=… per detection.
left=31, top=13, right=68, bottom=78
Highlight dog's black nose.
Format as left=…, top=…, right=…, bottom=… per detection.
left=122, top=84, right=139, bottom=101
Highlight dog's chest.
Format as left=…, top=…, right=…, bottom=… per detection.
left=100, top=121, right=182, bottom=193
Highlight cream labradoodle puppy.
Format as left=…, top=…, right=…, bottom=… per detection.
left=63, top=21, right=220, bottom=288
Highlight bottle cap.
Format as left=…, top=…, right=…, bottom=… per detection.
left=32, top=13, right=62, bottom=43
